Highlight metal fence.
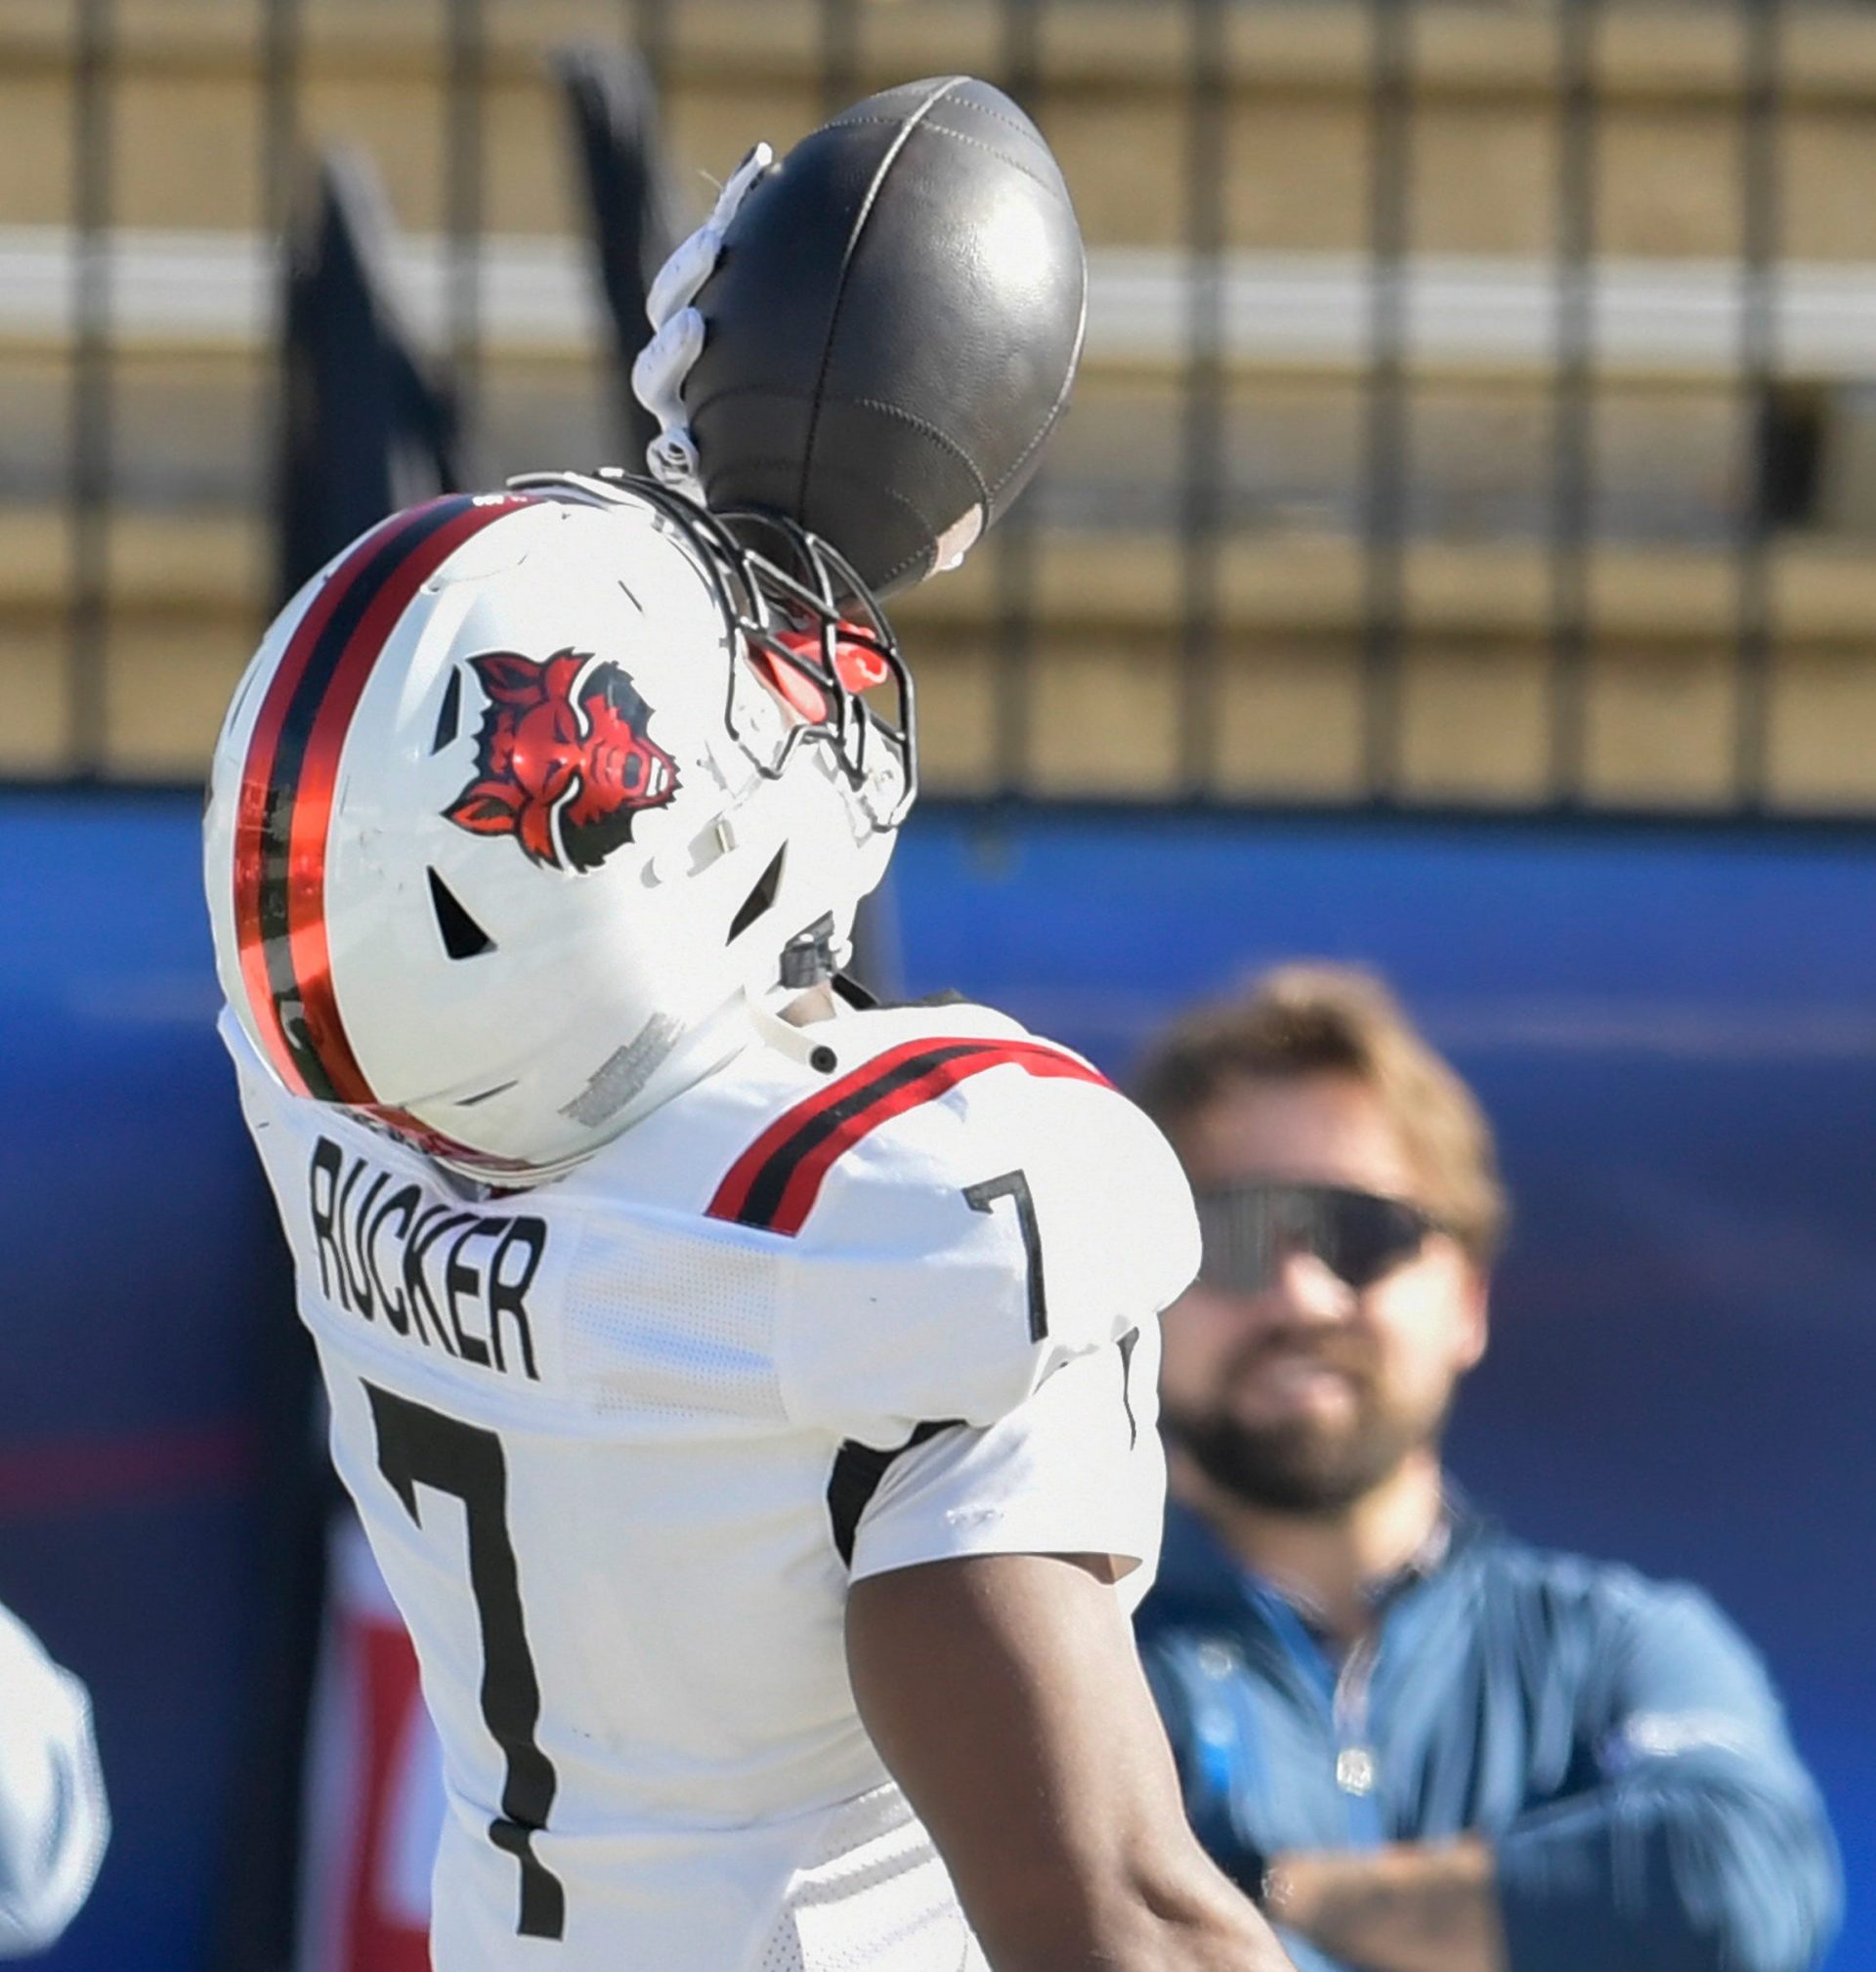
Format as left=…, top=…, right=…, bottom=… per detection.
left=19, top=0, right=1876, bottom=810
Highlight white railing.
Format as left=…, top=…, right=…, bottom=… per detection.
left=9, top=226, right=1876, bottom=378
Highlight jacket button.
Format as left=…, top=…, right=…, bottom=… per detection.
left=1336, top=1747, right=1376, bottom=1795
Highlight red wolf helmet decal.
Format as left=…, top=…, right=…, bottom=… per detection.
left=445, top=649, right=680, bottom=872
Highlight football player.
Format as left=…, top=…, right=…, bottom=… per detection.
left=206, top=131, right=1297, bottom=1964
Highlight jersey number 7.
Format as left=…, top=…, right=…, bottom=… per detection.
left=963, top=1169, right=1047, bottom=1342
left=364, top=1382, right=568, bottom=1941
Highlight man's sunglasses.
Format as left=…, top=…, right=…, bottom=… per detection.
left=1193, top=1181, right=1445, bottom=1296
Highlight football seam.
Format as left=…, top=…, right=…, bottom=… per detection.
left=849, top=399, right=993, bottom=505
left=820, top=112, right=1067, bottom=202
left=798, top=76, right=970, bottom=523
left=826, top=86, right=1044, bottom=154
left=876, top=541, right=937, bottom=589
left=704, top=455, right=942, bottom=514
left=686, top=383, right=994, bottom=509
left=923, top=94, right=1057, bottom=153
left=986, top=303, right=1084, bottom=501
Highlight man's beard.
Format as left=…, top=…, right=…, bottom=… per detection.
left=1166, top=1355, right=1451, bottom=1517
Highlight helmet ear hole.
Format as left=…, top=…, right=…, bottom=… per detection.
left=727, top=845, right=787, bottom=943
left=427, top=868, right=496, bottom=959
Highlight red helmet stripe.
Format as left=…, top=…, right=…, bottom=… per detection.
left=233, top=506, right=410, bottom=1094
left=706, top=1037, right=1108, bottom=1234
left=281, top=497, right=524, bottom=1102
left=233, top=494, right=532, bottom=1102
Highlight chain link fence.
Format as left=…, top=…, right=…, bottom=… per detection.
left=10, top=0, right=1876, bottom=810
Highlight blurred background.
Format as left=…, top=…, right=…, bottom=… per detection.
left=2, top=1, right=1872, bottom=1967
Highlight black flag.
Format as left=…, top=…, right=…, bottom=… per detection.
left=277, top=149, right=460, bottom=604
left=554, top=43, right=680, bottom=465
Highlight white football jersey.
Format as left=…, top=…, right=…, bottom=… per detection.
left=225, top=996, right=1200, bottom=1972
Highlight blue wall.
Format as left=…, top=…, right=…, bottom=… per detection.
left=1, top=794, right=287, bottom=1972
left=894, top=804, right=1875, bottom=1968
left=3, top=792, right=1869, bottom=1968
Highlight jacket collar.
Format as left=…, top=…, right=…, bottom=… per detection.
left=1150, top=1482, right=1493, bottom=1632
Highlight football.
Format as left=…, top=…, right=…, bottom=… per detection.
left=682, top=74, right=1087, bottom=596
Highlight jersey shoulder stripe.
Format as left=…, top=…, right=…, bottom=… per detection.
left=706, top=1035, right=1109, bottom=1234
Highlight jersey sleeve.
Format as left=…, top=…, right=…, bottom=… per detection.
left=848, top=1319, right=1167, bottom=1608
left=773, top=1053, right=1199, bottom=1445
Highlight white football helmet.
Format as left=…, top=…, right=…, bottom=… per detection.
left=203, top=472, right=915, bottom=1181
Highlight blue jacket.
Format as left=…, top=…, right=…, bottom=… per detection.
left=1136, top=1498, right=1840, bottom=1972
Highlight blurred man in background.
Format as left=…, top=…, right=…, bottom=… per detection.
left=0, top=1601, right=107, bottom=1956
left=1131, top=965, right=1840, bottom=1972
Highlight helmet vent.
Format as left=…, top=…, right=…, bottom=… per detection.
left=431, top=669, right=463, bottom=751
left=727, top=846, right=787, bottom=943
left=427, top=868, right=495, bottom=960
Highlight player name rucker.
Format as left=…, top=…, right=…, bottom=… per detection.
left=309, top=1137, right=547, bottom=1384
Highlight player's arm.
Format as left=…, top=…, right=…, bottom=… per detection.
left=1258, top=1840, right=1505, bottom=1972
left=1260, top=1580, right=1841, bottom=1972
left=847, top=1549, right=1297, bottom=1972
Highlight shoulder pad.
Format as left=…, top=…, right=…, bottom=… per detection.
left=757, top=1026, right=1199, bottom=1443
